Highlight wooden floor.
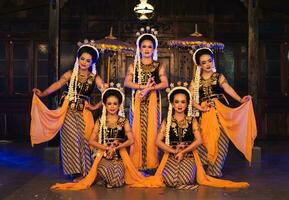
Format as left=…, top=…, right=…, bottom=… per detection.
left=0, top=140, right=289, bottom=200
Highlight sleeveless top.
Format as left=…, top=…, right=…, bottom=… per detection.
left=60, top=72, right=96, bottom=111
left=135, top=61, right=161, bottom=85
left=199, top=72, right=224, bottom=103
left=100, top=117, right=128, bottom=160
left=168, top=116, right=195, bottom=146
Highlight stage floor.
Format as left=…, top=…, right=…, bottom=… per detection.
left=1, top=141, right=289, bottom=200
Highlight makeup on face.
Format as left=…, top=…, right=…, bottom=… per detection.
left=173, top=94, right=188, bottom=113
left=105, top=96, right=120, bottom=115
left=79, top=53, right=93, bottom=69
left=200, top=54, right=213, bottom=72
left=140, top=40, right=154, bottom=58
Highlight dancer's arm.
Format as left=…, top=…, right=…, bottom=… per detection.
left=89, top=120, right=108, bottom=151
left=220, top=74, right=251, bottom=103
left=124, top=64, right=146, bottom=90
left=156, top=121, right=177, bottom=154
left=33, top=71, right=72, bottom=97
left=95, top=75, right=105, bottom=93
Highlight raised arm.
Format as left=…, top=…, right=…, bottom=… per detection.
left=33, top=70, right=72, bottom=97
left=95, top=75, right=105, bottom=93
left=219, top=74, right=250, bottom=103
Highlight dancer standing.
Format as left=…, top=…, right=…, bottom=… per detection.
left=124, top=27, right=168, bottom=171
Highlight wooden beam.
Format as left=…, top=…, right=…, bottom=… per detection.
left=248, top=0, right=259, bottom=102
left=48, top=0, right=60, bottom=109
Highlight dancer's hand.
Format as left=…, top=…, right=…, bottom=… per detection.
left=175, top=152, right=184, bottom=163
left=146, top=77, right=155, bottom=88
left=140, top=78, right=155, bottom=100
left=201, top=103, right=210, bottom=112
left=106, top=146, right=116, bottom=159
left=240, top=95, right=251, bottom=104
left=176, top=143, right=185, bottom=153
left=139, top=88, right=150, bottom=100
left=32, top=88, right=44, bottom=97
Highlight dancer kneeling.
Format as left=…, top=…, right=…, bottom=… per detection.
left=89, top=86, right=134, bottom=188
left=153, top=83, right=249, bottom=190
left=156, top=84, right=202, bottom=189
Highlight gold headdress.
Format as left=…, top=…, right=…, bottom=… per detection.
left=165, top=82, right=192, bottom=145
left=98, top=83, right=125, bottom=144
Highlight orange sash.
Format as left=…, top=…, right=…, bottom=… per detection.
left=200, top=98, right=257, bottom=164
left=30, top=94, right=94, bottom=146
left=130, top=91, right=159, bottom=169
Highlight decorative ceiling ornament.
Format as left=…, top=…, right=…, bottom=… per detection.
left=134, top=0, right=154, bottom=20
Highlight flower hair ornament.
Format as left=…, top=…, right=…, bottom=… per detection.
left=98, top=82, right=125, bottom=144
left=67, top=39, right=100, bottom=102
left=164, top=82, right=193, bottom=145
left=191, top=47, right=215, bottom=117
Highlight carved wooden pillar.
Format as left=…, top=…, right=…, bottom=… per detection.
left=48, top=0, right=60, bottom=109
left=280, top=42, right=289, bottom=97
left=248, top=0, right=259, bottom=104
left=47, top=0, right=60, bottom=147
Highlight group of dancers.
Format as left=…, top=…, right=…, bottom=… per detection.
left=30, top=28, right=257, bottom=190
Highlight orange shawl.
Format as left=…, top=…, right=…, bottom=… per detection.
left=200, top=98, right=257, bottom=164
left=130, top=91, right=159, bottom=169
left=51, top=148, right=248, bottom=190
left=30, top=94, right=94, bottom=146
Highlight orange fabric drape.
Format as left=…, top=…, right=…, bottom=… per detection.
left=146, top=91, right=159, bottom=168
left=50, top=148, right=248, bottom=190
left=200, top=98, right=257, bottom=164
left=30, top=94, right=69, bottom=146
left=83, top=106, right=95, bottom=140
left=130, top=91, right=142, bottom=168
left=30, top=94, right=95, bottom=146
left=130, top=91, right=159, bottom=169
left=51, top=150, right=105, bottom=190
left=130, top=150, right=248, bottom=189
left=51, top=148, right=165, bottom=191
left=193, top=150, right=249, bottom=188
